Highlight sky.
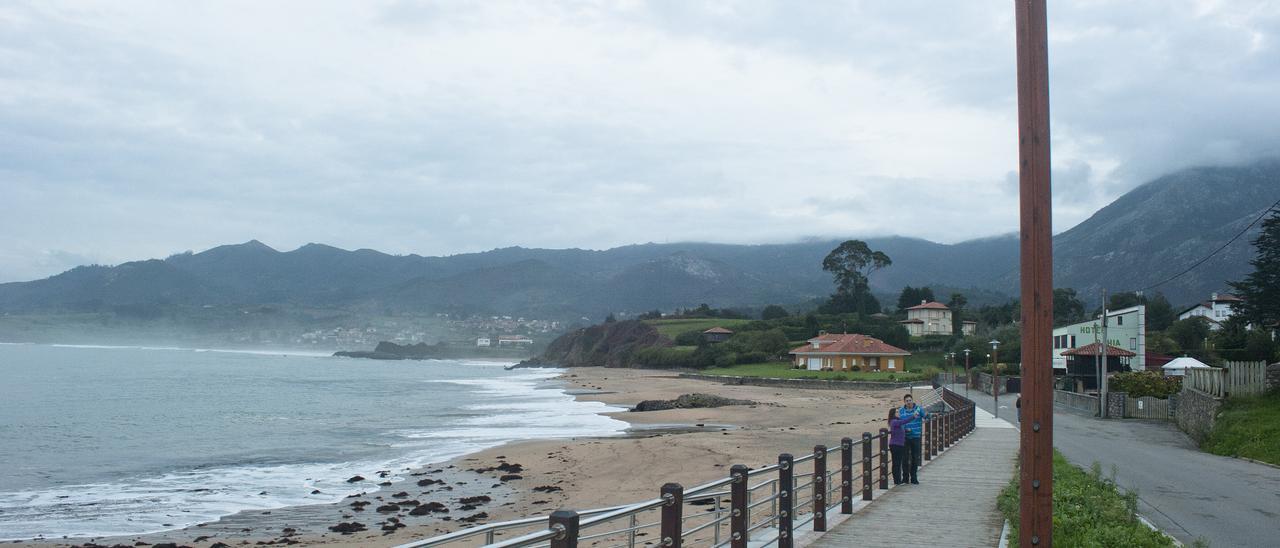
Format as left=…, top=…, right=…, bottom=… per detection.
left=2, top=1, right=1279, bottom=283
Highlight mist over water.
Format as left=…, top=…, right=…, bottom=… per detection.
left=0, top=344, right=626, bottom=540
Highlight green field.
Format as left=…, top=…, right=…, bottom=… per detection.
left=998, top=451, right=1175, bottom=547
left=644, top=318, right=751, bottom=339
left=1203, top=390, right=1280, bottom=466
left=700, top=361, right=930, bottom=382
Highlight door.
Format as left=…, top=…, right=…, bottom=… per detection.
left=869, top=357, right=880, bottom=371
left=807, top=358, right=822, bottom=371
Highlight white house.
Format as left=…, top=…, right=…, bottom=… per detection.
left=476, top=337, right=491, bottom=347
left=1177, top=293, right=1243, bottom=330
left=900, top=301, right=954, bottom=336
left=497, top=335, right=534, bottom=347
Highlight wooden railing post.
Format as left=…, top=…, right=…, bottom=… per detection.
left=936, top=417, right=947, bottom=455
left=878, top=428, right=889, bottom=489
left=549, top=509, right=580, bottom=548
left=926, top=417, right=936, bottom=460
left=730, top=465, right=749, bottom=548
left=840, top=438, right=853, bottom=514
left=812, top=445, right=827, bottom=531
left=778, top=454, right=794, bottom=548
left=660, top=483, right=683, bottom=548
left=861, top=432, right=873, bottom=501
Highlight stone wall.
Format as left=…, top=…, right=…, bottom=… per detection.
left=1176, top=389, right=1225, bottom=444
left=679, top=373, right=912, bottom=391
left=1107, top=391, right=1127, bottom=418
left=974, top=372, right=1021, bottom=395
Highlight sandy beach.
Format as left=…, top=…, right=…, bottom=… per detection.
left=14, top=368, right=907, bottom=548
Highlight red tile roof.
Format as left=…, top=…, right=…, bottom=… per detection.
left=906, top=301, right=950, bottom=310
left=703, top=327, right=734, bottom=334
left=789, top=334, right=910, bottom=356
left=1061, top=342, right=1136, bottom=357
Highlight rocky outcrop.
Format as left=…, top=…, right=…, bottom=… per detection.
left=515, top=320, right=670, bottom=368
left=632, top=393, right=755, bottom=412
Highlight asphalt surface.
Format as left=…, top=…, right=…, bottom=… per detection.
left=948, top=385, right=1280, bottom=548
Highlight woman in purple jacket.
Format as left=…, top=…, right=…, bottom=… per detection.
left=888, top=408, right=908, bottom=485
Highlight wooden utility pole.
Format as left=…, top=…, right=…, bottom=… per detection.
left=1015, top=0, right=1054, bottom=546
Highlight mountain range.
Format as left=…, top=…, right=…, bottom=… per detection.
left=2, top=161, right=1277, bottom=320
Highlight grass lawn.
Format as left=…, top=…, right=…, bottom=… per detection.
left=1202, top=390, right=1280, bottom=466
left=998, top=451, right=1176, bottom=547
left=700, top=361, right=929, bottom=382
left=644, top=318, right=751, bottom=339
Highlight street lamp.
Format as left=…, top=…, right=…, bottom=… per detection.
left=963, top=348, right=971, bottom=398
left=990, top=339, right=1001, bottom=418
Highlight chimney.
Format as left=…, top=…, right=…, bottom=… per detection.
left=921, top=299, right=927, bottom=305
left=1211, top=292, right=1218, bottom=300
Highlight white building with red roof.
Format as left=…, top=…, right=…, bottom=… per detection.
left=789, top=332, right=911, bottom=372
left=899, top=300, right=955, bottom=336
left=1177, top=293, right=1243, bottom=330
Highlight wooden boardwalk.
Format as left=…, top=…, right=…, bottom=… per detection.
left=806, top=410, right=1019, bottom=548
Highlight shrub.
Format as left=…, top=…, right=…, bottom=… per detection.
left=632, top=346, right=698, bottom=369
left=736, top=351, right=769, bottom=364
left=673, top=330, right=704, bottom=346
left=1109, top=371, right=1181, bottom=399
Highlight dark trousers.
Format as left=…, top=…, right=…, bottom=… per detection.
left=890, top=444, right=906, bottom=484
left=903, top=437, right=922, bottom=482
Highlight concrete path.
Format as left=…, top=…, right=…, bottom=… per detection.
left=808, top=408, right=1017, bottom=548
left=954, top=385, right=1280, bottom=548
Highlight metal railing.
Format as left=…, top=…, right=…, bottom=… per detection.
left=396, top=388, right=978, bottom=548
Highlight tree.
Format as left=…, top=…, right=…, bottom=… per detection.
left=1167, top=317, right=1211, bottom=352
left=761, top=304, right=790, bottom=320
left=822, top=240, right=892, bottom=295
left=1229, top=210, right=1280, bottom=330
left=1144, top=293, right=1176, bottom=331
left=822, top=240, right=891, bottom=316
left=897, top=286, right=936, bottom=310
left=947, top=292, right=968, bottom=334
left=1052, top=288, right=1085, bottom=326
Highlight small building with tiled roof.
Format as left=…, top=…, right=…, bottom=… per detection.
left=1177, top=292, right=1243, bottom=330
left=702, top=326, right=734, bottom=343
left=1060, top=342, right=1137, bottom=391
left=789, top=332, right=911, bottom=372
left=900, top=300, right=954, bottom=336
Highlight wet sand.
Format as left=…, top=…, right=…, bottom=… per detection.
left=14, top=368, right=904, bottom=548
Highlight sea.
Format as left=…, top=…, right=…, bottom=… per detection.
left=0, top=343, right=628, bottom=540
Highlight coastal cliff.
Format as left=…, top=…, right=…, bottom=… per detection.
left=517, top=320, right=670, bottom=368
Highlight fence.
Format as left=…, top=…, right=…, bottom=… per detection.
left=1185, top=361, right=1268, bottom=399
left=1054, top=390, right=1099, bottom=416
left=1123, top=395, right=1173, bottom=420
left=397, top=389, right=978, bottom=548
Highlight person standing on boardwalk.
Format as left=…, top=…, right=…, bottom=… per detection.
left=887, top=407, right=909, bottom=485
left=898, top=394, right=927, bottom=484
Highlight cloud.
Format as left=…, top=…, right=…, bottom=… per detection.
left=0, top=0, right=1277, bottom=281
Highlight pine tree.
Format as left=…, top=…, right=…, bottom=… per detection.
left=1229, top=210, right=1280, bottom=329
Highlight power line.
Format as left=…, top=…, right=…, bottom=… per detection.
left=1138, top=197, right=1280, bottom=293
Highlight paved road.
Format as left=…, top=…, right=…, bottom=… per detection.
left=810, top=413, right=1017, bottom=548
left=951, top=385, right=1280, bottom=547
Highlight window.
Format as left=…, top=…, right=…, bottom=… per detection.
left=1116, top=316, right=1123, bottom=326
left=1130, top=338, right=1137, bottom=350
left=1070, top=335, right=1076, bottom=348
left=888, top=358, right=896, bottom=370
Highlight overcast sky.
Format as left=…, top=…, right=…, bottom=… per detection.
left=2, top=1, right=1278, bottom=282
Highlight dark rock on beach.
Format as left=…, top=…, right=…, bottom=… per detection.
left=328, top=522, right=367, bottom=534
left=346, top=475, right=365, bottom=483
left=632, top=393, right=755, bottom=412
